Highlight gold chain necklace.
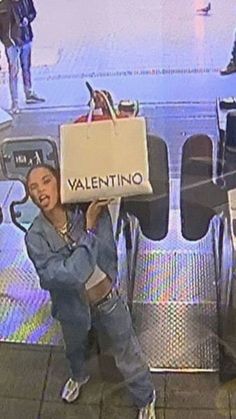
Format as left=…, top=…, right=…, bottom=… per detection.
left=55, top=213, right=72, bottom=243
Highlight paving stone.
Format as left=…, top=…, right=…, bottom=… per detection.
left=165, top=408, right=230, bottom=419
left=166, top=388, right=229, bottom=409
left=165, top=372, right=221, bottom=391
left=155, top=410, right=165, bottom=419
left=78, top=377, right=104, bottom=405
left=101, top=405, right=137, bottom=419
left=40, top=401, right=100, bottom=419
left=152, top=372, right=166, bottom=389
left=0, top=347, right=49, bottom=399
left=98, top=354, right=123, bottom=383
left=152, top=373, right=166, bottom=407
left=102, top=374, right=165, bottom=409
left=0, top=342, right=51, bottom=352
left=0, top=397, right=40, bottom=419
left=223, top=378, right=236, bottom=408
left=51, top=345, right=64, bottom=354
left=101, top=405, right=165, bottom=419
left=43, top=350, right=68, bottom=402
left=102, top=381, right=135, bottom=407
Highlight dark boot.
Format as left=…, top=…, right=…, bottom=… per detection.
left=221, top=59, right=236, bottom=75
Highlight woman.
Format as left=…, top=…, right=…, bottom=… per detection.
left=25, top=164, right=156, bottom=419
left=220, top=28, right=236, bottom=75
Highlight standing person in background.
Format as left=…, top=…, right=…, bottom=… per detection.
left=3, top=0, right=45, bottom=114
left=0, top=0, right=14, bottom=74
left=0, top=0, right=12, bottom=58
left=0, top=1, right=12, bottom=74
left=74, top=82, right=117, bottom=123
left=221, top=29, right=236, bottom=75
left=25, top=164, right=157, bottom=419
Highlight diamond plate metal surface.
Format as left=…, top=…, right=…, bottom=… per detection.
left=0, top=223, right=26, bottom=249
left=129, top=211, right=219, bottom=370
left=133, top=250, right=216, bottom=302
left=117, top=215, right=141, bottom=302
left=0, top=246, right=62, bottom=345
left=117, top=229, right=129, bottom=298
left=132, top=302, right=218, bottom=370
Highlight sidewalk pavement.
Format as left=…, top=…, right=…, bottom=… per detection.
left=0, top=341, right=235, bottom=419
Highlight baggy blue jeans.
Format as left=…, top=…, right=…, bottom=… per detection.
left=5, top=42, right=32, bottom=106
left=60, top=293, right=155, bottom=409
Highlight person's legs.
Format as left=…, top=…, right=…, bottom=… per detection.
left=232, top=30, right=236, bottom=62
left=94, top=293, right=155, bottom=410
left=19, top=41, right=45, bottom=103
left=221, top=29, right=236, bottom=75
left=5, top=45, right=20, bottom=112
left=19, top=41, right=32, bottom=98
left=60, top=320, right=90, bottom=402
left=60, top=320, right=89, bottom=381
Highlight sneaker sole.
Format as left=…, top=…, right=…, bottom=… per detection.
left=61, top=375, right=90, bottom=403
left=26, top=100, right=45, bottom=104
left=62, top=386, right=80, bottom=403
left=220, top=71, right=236, bottom=76
left=9, top=110, right=20, bottom=115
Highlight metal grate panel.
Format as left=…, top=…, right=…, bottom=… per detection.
left=133, top=250, right=217, bottom=302
left=0, top=248, right=62, bottom=345
left=130, top=213, right=219, bottom=371
left=133, top=302, right=218, bottom=370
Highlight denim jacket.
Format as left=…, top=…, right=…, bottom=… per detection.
left=25, top=206, right=118, bottom=326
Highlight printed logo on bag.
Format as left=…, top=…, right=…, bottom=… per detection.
left=67, top=172, right=143, bottom=191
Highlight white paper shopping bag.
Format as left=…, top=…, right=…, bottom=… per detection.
left=60, top=95, right=152, bottom=203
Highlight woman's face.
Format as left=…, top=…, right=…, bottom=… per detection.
left=27, top=167, right=59, bottom=212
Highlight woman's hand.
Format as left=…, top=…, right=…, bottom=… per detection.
left=86, top=199, right=111, bottom=230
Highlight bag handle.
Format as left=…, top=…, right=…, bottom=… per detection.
left=86, top=89, right=119, bottom=137
left=87, top=90, right=117, bottom=123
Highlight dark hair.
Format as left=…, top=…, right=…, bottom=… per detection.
left=25, top=163, right=91, bottom=213
left=25, top=163, right=60, bottom=197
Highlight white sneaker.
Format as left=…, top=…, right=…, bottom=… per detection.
left=9, top=104, right=20, bottom=115
left=138, top=390, right=156, bottom=419
left=25, top=92, right=45, bottom=104
left=61, top=376, right=90, bottom=403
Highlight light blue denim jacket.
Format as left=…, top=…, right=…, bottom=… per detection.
left=25, top=206, right=118, bottom=327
